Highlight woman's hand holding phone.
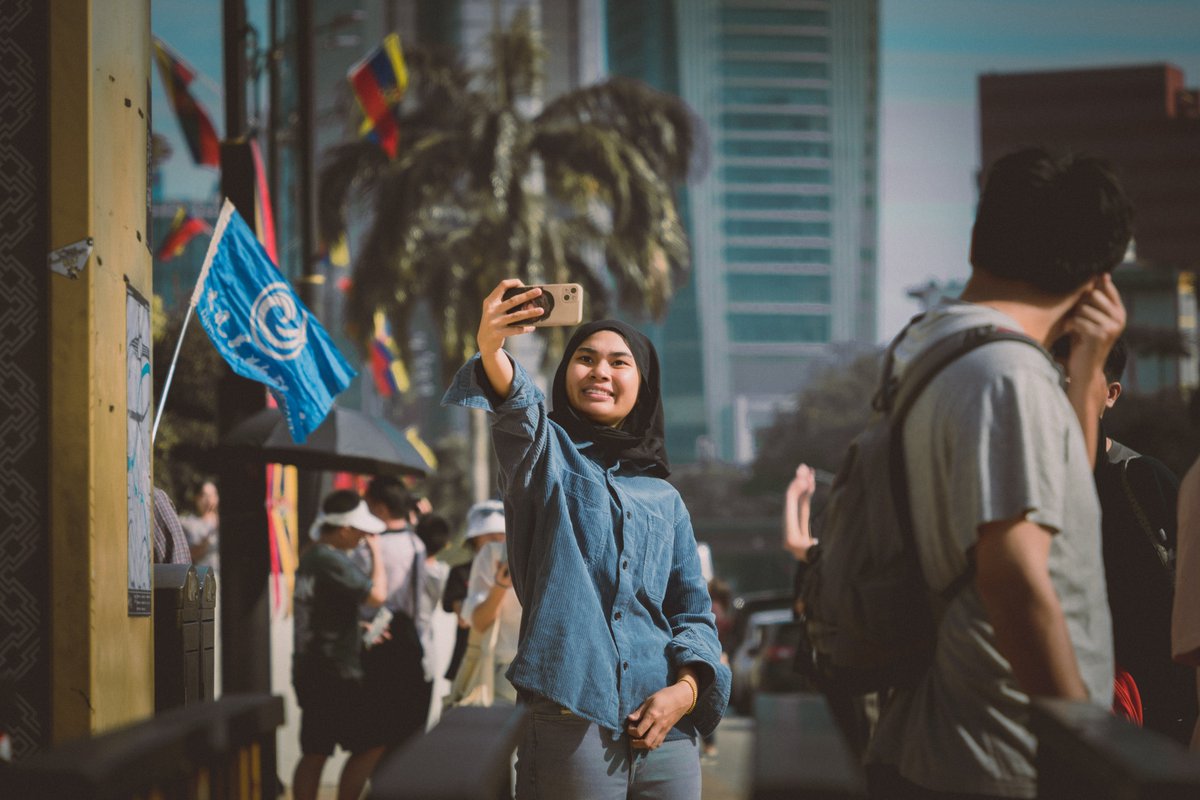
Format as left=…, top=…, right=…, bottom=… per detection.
left=476, top=279, right=545, bottom=400
left=477, top=279, right=544, bottom=354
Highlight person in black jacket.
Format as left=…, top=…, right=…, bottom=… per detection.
left=1053, top=335, right=1197, bottom=744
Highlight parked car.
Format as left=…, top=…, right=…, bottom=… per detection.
left=749, top=619, right=813, bottom=699
left=727, top=592, right=794, bottom=715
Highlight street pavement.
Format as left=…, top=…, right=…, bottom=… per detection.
left=291, top=712, right=757, bottom=799
left=702, top=714, right=754, bottom=800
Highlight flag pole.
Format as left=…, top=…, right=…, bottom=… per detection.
left=152, top=200, right=235, bottom=444
left=151, top=303, right=196, bottom=444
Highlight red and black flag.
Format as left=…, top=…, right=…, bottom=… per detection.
left=152, top=37, right=221, bottom=168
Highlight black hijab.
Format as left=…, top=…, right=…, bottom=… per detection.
left=548, top=319, right=670, bottom=477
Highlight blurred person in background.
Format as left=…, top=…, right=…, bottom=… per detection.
left=460, top=500, right=523, bottom=705
left=442, top=502, right=508, bottom=685
left=291, top=490, right=387, bottom=800
left=359, top=476, right=428, bottom=752
left=179, top=479, right=219, bottom=569
left=415, top=512, right=457, bottom=727
left=1173, top=457, right=1200, bottom=751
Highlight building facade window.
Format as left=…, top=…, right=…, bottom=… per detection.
left=720, top=112, right=829, bottom=131
left=721, top=34, right=829, bottom=53
left=719, top=8, right=830, bottom=28
left=720, top=59, right=830, bottom=80
left=722, top=166, right=831, bottom=183
left=725, top=246, right=831, bottom=263
left=723, top=192, right=831, bottom=211
left=727, top=313, right=831, bottom=343
left=719, top=86, right=830, bottom=106
left=723, top=219, right=831, bottom=237
left=727, top=274, right=832, bottom=304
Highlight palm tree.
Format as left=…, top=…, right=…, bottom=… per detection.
left=318, top=10, right=700, bottom=382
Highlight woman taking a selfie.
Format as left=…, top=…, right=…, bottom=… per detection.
left=443, top=279, right=730, bottom=799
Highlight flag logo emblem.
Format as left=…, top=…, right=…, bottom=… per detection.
left=251, top=282, right=309, bottom=361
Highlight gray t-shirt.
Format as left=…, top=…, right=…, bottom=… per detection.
left=867, top=302, right=1113, bottom=798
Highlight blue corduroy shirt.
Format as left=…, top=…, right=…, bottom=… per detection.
left=443, top=353, right=731, bottom=739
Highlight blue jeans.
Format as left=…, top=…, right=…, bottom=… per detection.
left=515, top=699, right=701, bottom=800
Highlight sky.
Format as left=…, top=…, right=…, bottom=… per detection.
left=878, top=0, right=1200, bottom=340
left=150, top=0, right=1200, bottom=342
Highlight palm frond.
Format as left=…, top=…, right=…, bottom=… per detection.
left=536, top=76, right=704, bottom=182
left=488, top=6, right=544, bottom=105
left=535, top=125, right=632, bottom=231
left=317, top=140, right=388, bottom=245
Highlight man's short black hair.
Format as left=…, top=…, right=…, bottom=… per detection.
left=415, top=513, right=451, bottom=556
left=1050, top=334, right=1128, bottom=384
left=319, top=489, right=361, bottom=536
left=364, top=475, right=414, bottom=518
left=323, top=488, right=361, bottom=514
left=970, top=148, right=1133, bottom=295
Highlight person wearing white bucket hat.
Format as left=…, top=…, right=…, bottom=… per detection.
left=442, top=499, right=507, bottom=682
left=459, top=500, right=523, bottom=705
left=291, top=489, right=388, bottom=800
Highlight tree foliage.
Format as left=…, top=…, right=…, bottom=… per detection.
left=152, top=299, right=224, bottom=503
left=319, top=10, right=701, bottom=381
left=747, top=352, right=883, bottom=496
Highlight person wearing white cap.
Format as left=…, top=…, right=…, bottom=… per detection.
left=442, top=499, right=508, bottom=682
left=459, top=499, right=523, bottom=705
left=291, top=489, right=388, bottom=800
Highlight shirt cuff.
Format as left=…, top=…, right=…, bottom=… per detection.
left=441, top=352, right=545, bottom=412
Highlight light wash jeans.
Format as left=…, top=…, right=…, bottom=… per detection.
left=515, top=698, right=701, bottom=800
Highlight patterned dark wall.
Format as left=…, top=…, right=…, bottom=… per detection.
left=0, top=0, right=51, bottom=758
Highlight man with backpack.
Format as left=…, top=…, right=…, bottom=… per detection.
left=861, top=148, right=1131, bottom=799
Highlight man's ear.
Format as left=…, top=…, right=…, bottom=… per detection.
left=1106, top=380, right=1122, bottom=410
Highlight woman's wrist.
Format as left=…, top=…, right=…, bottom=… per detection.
left=676, top=674, right=698, bottom=715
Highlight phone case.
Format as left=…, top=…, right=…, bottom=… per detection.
left=503, top=283, right=584, bottom=327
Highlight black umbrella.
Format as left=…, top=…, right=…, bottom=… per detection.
left=220, top=406, right=431, bottom=477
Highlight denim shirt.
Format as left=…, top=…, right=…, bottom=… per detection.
left=443, top=354, right=731, bottom=738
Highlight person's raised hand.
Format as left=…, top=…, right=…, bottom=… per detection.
left=476, top=279, right=544, bottom=357
left=787, top=464, right=816, bottom=502
left=1061, top=273, right=1125, bottom=386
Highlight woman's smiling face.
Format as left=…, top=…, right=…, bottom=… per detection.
left=565, top=330, right=640, bottom=428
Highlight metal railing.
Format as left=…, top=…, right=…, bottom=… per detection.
left=0, top=693, right=283, bottom=800
left=1033, top=697, right=1200, bottom=800
left=368, top=705, right=527, bottom=800
left=10, top=690, right=1200, bottom=800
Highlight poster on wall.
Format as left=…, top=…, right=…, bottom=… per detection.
left=127, top=286, right=153, bottom=616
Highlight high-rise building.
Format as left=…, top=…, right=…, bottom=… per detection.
left=607, top=0, right=880, bottom=463
left=979, top=64, right=1200, bottom=393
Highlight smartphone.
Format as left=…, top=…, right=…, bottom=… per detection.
left=503, top=283, right=584, bottom=327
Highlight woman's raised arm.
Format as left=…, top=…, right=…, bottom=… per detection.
left=476, top=279, right=544, bottom=399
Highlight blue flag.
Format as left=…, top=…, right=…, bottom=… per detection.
left=193, top=200, right=356, bottom=443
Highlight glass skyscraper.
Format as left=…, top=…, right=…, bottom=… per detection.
left=607, top=0, right=879, bottom=463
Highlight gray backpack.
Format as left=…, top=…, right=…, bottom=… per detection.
left=801, top=323, right=1045, bottom=693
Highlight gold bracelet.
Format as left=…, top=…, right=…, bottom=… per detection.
left=678, top=674, right=698, bottom=715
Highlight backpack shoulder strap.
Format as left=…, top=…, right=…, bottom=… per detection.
left=1118, top=459, right=1176, bottom=578
left=888, top=325, right=1047, bottom=418
left=886, top=325, right=1047, bottom=599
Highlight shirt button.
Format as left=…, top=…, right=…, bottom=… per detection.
left=625, top=511, right=632, bottom=520
left=614, top=611, right=622, bottom=621
left=622, top=560, right=629, bottom=570
left=623, top=661, right=629, bottom=671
